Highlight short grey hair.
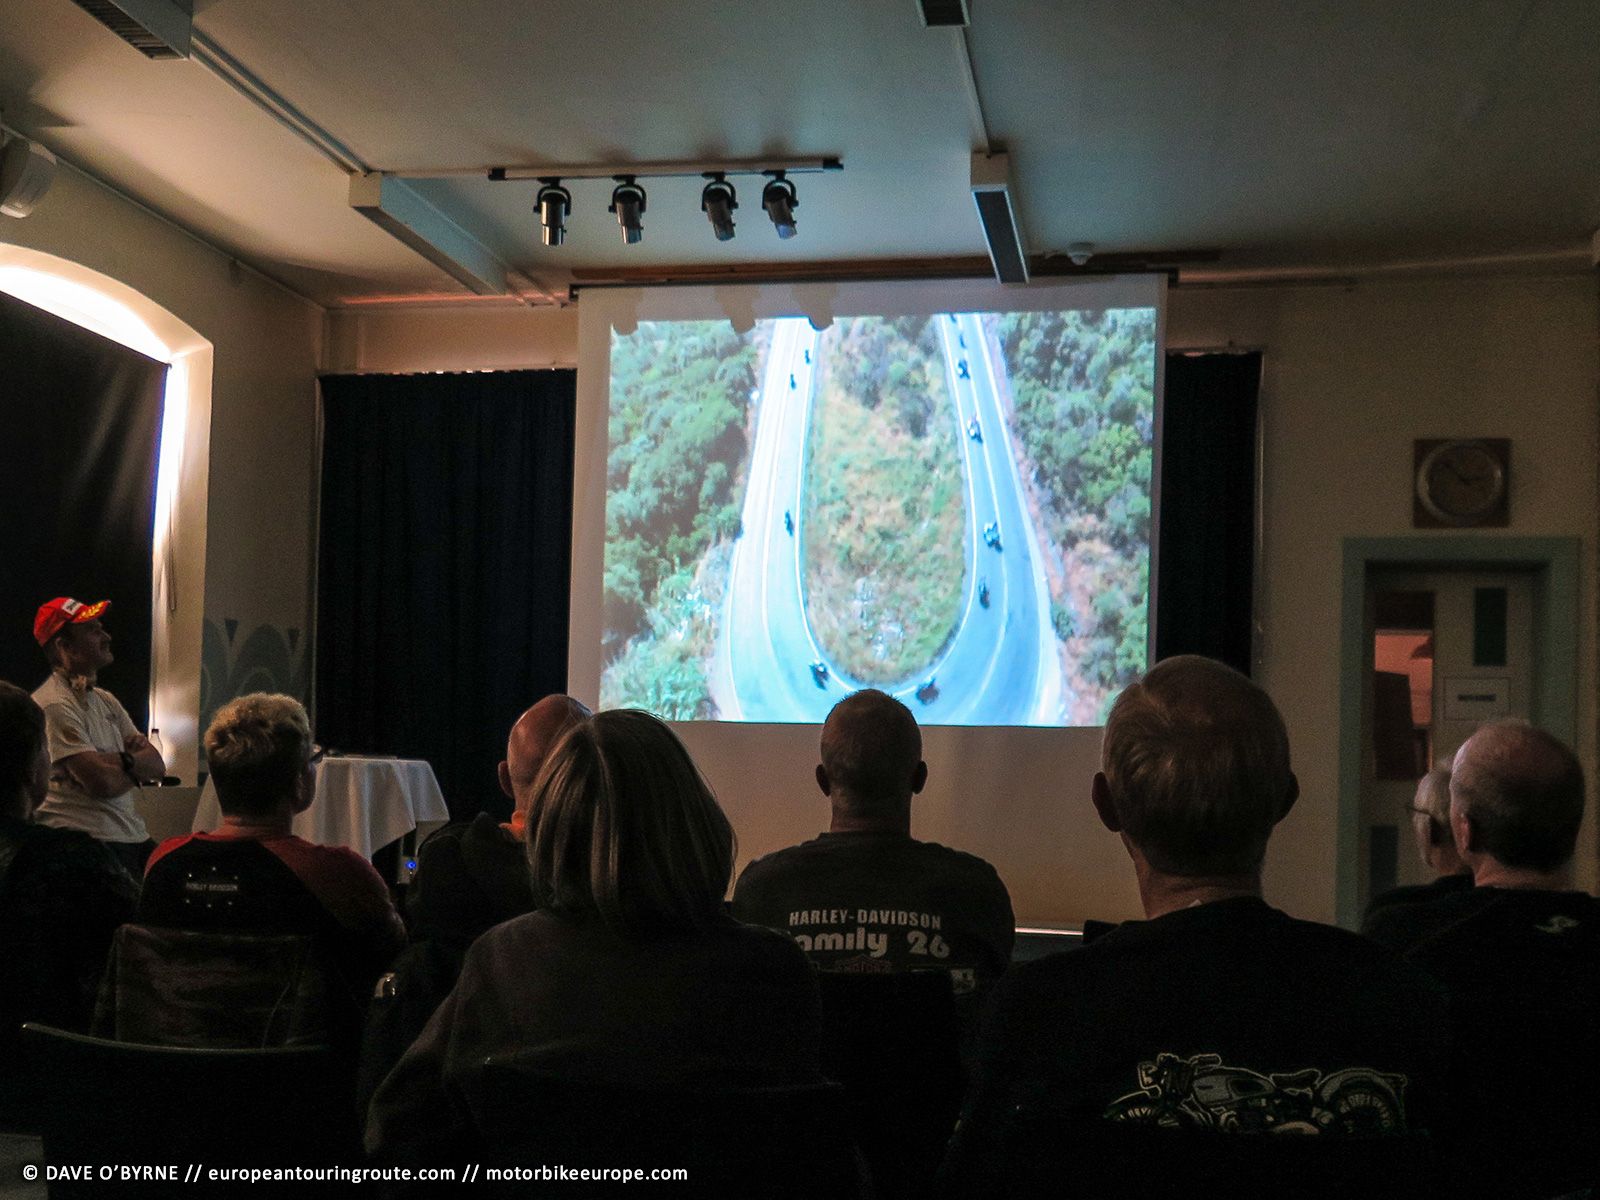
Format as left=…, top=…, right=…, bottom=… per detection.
left=1451, top=721, right=1584, bottom=872
left=205, top=693, right=313, bottom=817
left=1101, top=655, right=1293, bottom=876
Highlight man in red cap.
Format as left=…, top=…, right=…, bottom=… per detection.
left=31, top=597, right=165, bottom=876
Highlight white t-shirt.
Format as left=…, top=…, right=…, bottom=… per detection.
left=31, top=671, right=149, bottom=843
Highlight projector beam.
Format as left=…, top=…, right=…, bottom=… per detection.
left=348, top=172, right=508, bottom=297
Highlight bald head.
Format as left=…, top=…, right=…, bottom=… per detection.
left=501, top=695, right=591, bottom=814
left=1451, top=721, right=1584, bottom=873
left=818, top=690, right=926, bottom=821
left=1098, top=655, right=1296, bottom=876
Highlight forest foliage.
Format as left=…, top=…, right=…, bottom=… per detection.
left=995, top=308, right=1155, bottom=704
left=803, top=316, right=964, bottom=683
left=601, top=321, right=757, bottom=716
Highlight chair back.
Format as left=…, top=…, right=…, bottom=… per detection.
left=20, top=1022, right=357, bottom=1197
left=816, top=969, right=964, bottom=1199
left=461, top=1065, right=863, bottom=1199
left=92, top=923, right=342, bottom=1048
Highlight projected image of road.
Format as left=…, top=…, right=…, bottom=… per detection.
left=601, top=307, right=1156, bottom=725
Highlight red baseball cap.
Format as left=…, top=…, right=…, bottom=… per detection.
left=34, top=597, right=110, bottom=646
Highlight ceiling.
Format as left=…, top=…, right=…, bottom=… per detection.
left=2, top=0, right=1596, bottom=306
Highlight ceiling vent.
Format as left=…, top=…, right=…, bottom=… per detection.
left=971, top=151, right=1028, bottom=283
left=917, top=0, right=970, bottom=27
left=71, top=0, right=192, bottom=59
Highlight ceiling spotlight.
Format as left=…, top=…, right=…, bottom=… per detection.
left=701, top=174, right=738, bottom=242
left=534, top=179, right=571, bottom=246
left=761, top=172, right=799, bottom=239
left=609, top=176, right=647, bottom=245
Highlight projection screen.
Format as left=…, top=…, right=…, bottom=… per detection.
left=572, top=276, right=1165, bottom=926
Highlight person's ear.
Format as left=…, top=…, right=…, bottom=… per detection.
left=1450, top=802, right=1474, bottom=859
left=292, top=766, right=315, bottom=815
left=910, top=761, right=928, bottom=796
left=498, top=761, right=514, bottom=801
left=815, top=764, right=831, bottom=797
left=1275, top=773, right=1300, bottom=824
left=1091, top=772, right=1121, bottom=833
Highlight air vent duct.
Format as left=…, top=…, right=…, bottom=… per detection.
left=71, top=0, right=192, bottom=59
left=917, top=0, right=971, bottom=27
left=970, top=151, right=1028, bottom=283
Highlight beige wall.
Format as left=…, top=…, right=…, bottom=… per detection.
left=20, top=201, right=1590, bottom=919
left=323, top=303, right=577, bottom=373
left=1168, top=273, right=1600, bottom=918
left=3, top=162, right=323, bottom=775
left=334, top=271, right=1600, bottom=923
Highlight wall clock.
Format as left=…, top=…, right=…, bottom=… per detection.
left=1413, top=438, right=1510, bottom=528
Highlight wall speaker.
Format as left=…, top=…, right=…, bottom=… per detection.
left=0, top=137, right=57, bottom=219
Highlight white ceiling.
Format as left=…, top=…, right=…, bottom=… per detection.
left=2, top=0, right=1596, bottom=305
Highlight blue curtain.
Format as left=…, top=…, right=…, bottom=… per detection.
left=315, top=370, right=576, bottom=820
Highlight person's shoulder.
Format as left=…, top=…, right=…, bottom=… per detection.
left=1270, top=907, right=1448, bottom=994
left=714, top=913, right=815, bottom=976
left=740, top=836, right=827, bottom=873
left=269, top=835, right=388, bottom=890
left=31, top=675, right=75, bottom=712
left=16, top=820, right=113, bottom=863
left=721, top=910, right=807, bottom=951
left=146, top=832, right=201, bottom=872
left=908, top=837, right=1007, bottom=882
left=11, top=821, right=138, bottom=890
left=734, top=837, right=829, bottom=892
left=89, top=686, right=124, bottom=711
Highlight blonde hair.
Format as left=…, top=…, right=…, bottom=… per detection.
left=525, top=709, right=734, bottom=938
left=205, top=693, right=312, bottom=816
left=1102, top=656, right=1293, bottom=876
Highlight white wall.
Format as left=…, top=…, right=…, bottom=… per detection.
left=2, top=162, right=323, bottom=776
left=330, top=270, right=1600, bottom=924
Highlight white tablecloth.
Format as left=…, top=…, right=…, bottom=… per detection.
left=191, top=756, right=449, bottom=858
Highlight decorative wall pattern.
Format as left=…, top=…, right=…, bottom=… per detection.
left=198, top=617, right=310, bottom=745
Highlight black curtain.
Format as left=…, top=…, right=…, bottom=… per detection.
left=316, top=370, right=576, bottom=821
left=1155, top=352, right=1261, bottom=676
left=0, top=291, right=166, bottom=726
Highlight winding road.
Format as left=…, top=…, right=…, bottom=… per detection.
left=709, top=314, right=1066, bottom=725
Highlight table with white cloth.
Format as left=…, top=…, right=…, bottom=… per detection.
left=191, top=755, right=449, bottom=858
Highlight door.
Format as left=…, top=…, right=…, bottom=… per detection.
left=1358, top=568, right=1535, bottom=911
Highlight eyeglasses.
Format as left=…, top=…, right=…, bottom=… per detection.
left=309, top=744, right=328, bottom=767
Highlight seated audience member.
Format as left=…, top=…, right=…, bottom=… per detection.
left=0, top=681, right=138, bottom=1123
left=30, top=597, right=165, bottom=877
left=406, top=694, right=590, bottom=946
left=1402, top=721, right=1597, bottom=1199
left=367, top=710, right=822, bottom=1162
left=940, top=656, right=1450, bottom=1194
left=731, top=689, right=1014, bottom=1005
left=1360, top=766, right=1472, bottom=942
left=358, top=695, right=590, bottom=1108
left=139, top=694, right=405, bottom=998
